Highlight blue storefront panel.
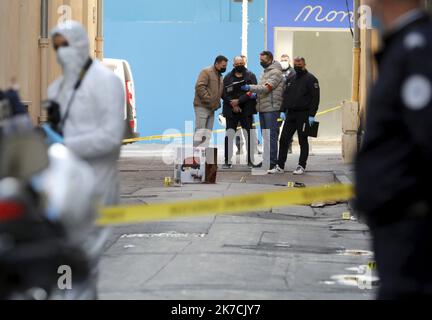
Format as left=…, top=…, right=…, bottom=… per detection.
left=105, top=0, right=265, bottom=140
left=267, top=0, right=354, bottom=50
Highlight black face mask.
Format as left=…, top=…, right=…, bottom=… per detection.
left=294, top=67, right=305, bottom=74
left=260, top=61, right=271, bottom=69
left=234, top=66, right=246, bottom=73
left=219, top=67, right=227, bottom=74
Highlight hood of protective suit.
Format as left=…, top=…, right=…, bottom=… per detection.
left=50, top=21, right=90, bottom=82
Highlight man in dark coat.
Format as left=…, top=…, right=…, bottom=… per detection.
left=356, top=0, right=432, bottom=299
left=222, top=56, right=258, bottom=169
left=269, top=57, right=320, bottom=175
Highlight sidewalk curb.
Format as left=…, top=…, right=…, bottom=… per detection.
left=333, top=171, right=363, bottom=219
left=334, top=171, right=353, bottom=185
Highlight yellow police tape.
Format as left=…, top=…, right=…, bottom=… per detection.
left=97, top=183, right=353, bottom=226
left=315, top=105, right=343, bottom=117
left=123, top=106, right=343, bottom=144
left=124, top=133, right=194, bottom=143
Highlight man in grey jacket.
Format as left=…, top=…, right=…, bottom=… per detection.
left=242, top=51, right=284, bottom=172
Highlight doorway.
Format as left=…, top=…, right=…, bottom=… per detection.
left=274, top=28, right=353, bottom=139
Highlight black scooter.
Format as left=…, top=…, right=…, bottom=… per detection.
left=0, top=91, right=108, bottom=300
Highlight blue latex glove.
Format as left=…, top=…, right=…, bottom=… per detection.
left=41, top=123, right=64, bottom=145
left=241, top=85, right=251, bottom=91
left=308, top=116, right=315, bottom=126
left=280, top=113, right=286, bottom=121
left=250, top=93, right=257, bottom=99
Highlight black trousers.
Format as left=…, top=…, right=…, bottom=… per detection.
left=370, top=213, right=432, bottom=299
left=225, top=115, right=255, bottom=165
left=278, top=110, right=309, bottom=169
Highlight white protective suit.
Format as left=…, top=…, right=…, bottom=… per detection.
left=48, top=21, right=125, bottom=206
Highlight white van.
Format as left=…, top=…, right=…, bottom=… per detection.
left=102, top=58, right=139, bottom=140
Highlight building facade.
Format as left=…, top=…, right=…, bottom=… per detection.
left=104, top=0, right=360, bottom=141
left=104, top=0, right=266, bottom=140
left=3, top=1, right=428, bottom=151
left=266, top=0, right=355, bottom=139
left=0, top=0, right=102, bottom=124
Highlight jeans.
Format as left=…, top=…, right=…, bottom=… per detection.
left=194, top=106, right=215, bottom=148
left=259, top=111, right=280, bottom=170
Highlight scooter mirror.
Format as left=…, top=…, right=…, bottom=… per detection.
left=0, top=133, right=49, bottom=180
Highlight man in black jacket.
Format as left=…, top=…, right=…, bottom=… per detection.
left=269, top=57, right=320, bottom=175
left=356, top=0, right=432, bottom=300
left=222, top=56, right=258, bottom=169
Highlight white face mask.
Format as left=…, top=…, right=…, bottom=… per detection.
left=280, top=61, right=290, bottom=71
left=57, top=47, right=85, bottom=72
left=57, top=47, right=71, bottom=67
left=56, top=46, right=87, bottom=84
